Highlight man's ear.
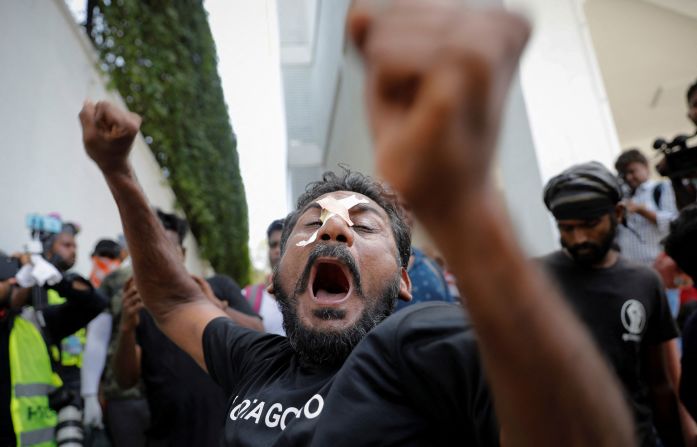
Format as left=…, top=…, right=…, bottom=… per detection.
left=397, top=267, right=412, bottom=302
left=267, top=282, right=275, bottom=296
left=615, top=203, right=625, bottom=221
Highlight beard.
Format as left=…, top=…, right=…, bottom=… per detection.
left=48, top=253, right=74, bottom=272
left=273, top=244, right=400, bottom=367
left=561, top=217, right=617, bottom=267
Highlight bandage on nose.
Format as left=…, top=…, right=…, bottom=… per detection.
left=296, top=195, right=370, bottom=247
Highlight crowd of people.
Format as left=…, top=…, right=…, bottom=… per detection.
left=3, top=0, right=697, bottom=446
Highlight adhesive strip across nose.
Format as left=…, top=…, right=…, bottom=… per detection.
left=296, top=195, right=370, bottom=247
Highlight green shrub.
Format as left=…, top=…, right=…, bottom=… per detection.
left=88, top=0, right=251, bottom=284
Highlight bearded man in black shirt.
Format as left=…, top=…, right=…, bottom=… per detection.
left=540, top=161, right=691, bottom=447
left=77, top=0, right=637, bottom=445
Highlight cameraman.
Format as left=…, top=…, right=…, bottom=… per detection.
left=40, top=223, right=92, bottom=396
left=0, top=251, right=106, bottom=446
left=660, top=80, right=697, bottom=210
left=615, top=149, right=678, bottom=265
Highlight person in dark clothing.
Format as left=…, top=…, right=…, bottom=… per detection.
left=395, top=246, right=454, bottom=311
left=540, top=161, right=688, bottom=447
left=0, top=254, right=106, bottom=446
left=79, top=1, right=636, bottom=445
left=661, top=80, right=697, bottom=210
left=393, top=203, right=455, bottom=311
left=39, top=222, right=87, bottom=394
left=664, top=204, right=697, bottom=428
left=112, top=210, right=261, bottom=446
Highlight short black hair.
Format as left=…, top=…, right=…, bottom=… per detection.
left=92, top=239, right=122, bottom=259
left=267, top=219, right=284, bottom=239
left=664, top=204, right=697, bottom=281
left=281, top=169, right=411, bottom=268
left=687, top=79, right=697, bottom=103
left=155, top=209, right=188, bottom=246
left=615, top=149, right=648, bottom=175
left=42, top=221, right=80, bottom=254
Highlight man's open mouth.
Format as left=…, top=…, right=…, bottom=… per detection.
left=310, top=259, right=352, bottom=304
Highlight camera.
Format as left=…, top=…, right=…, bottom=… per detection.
left=48, top=387, right=84, bottom=447
left=653, top=132, right=697, bottom=179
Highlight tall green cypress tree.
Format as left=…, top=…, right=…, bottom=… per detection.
left=88, top=0, right=251, bottom=285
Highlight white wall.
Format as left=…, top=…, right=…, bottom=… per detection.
left=504, top=0, right=621, bottom=182
left=280, top=0, right=630, bottom=256
left=0, top=0, right=206, bottom=276
left=585, top=0, right=697, bottom=154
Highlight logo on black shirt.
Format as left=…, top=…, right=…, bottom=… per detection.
left=621, top=299, right=646, bottom=342
left=229, top=393, right=325, bottom=431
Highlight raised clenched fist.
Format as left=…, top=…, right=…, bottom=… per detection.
left=79, top=101, right=142, bottom=174
left=120, top=277, right=144, bottom=332
left=348, top=0, right=529, bottom=218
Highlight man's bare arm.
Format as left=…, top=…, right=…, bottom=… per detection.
left=349, top=1, right=634, bottom=445
left=648, top=341, right=687, bottom=446
left=79, top=102, right=225, bottom=370
left=112, top=325, right=142, bottom=389
left=112, top=279, right=144, bottom=388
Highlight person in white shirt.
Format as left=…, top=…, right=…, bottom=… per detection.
left=615, top=149, right=678, bottom=265
left=244, top=219, right=285, bottom=336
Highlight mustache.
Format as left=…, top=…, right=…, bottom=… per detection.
left=294, top=244, right=363, bottom=297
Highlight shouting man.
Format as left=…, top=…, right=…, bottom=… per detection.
left=78, top=1, right=634, bottom=445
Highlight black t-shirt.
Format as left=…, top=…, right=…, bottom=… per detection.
left=135, top=274, right=257, bottom=446
left=540, top=251, right=678, bottom=447
left=310, top=302, right=497, bottom=446
left=203, top=302, right=495, bottom=446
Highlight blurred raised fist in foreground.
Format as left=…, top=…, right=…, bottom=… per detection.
left=348, top=0, right=529, bottom=218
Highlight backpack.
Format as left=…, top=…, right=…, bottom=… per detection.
left=243, top=284, right=265, bottom=314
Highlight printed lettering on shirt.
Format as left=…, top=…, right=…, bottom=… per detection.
left=621, top=299, right=646, bottom=342
left=229, top=394, right=325, bottom=430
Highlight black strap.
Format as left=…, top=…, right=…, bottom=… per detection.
left=653, top=183, right=664, bottom=208
left=31, top=286, right=65, bottom=378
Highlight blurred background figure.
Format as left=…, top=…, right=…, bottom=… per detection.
left=394, top=204, right=456, bottom=312
left=655, top=80, right=697, bottom=211
left=662, top=205, right=697, bottom=432
left=541, top=162, right=692, bottom=447
left=1, top=230, right=106, bottom=447
left=615, top=149, right=677, bottom=266
left=81, top=237, right=126, bottom=446
left=421, top=245, right=461, bottom=300
left=111, top=209, right=260, bottom=446
left=243, top=219, right=285, bottom=336
left=89, top=239, right=124, bottom=288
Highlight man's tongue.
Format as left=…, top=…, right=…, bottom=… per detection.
left=315, top=288, right=347, bottom=303
left=313, top=263, right=350, bottom=303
